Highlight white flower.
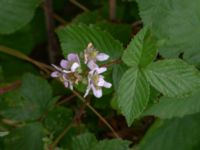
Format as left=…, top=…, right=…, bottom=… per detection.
left=84, top=65, right=112, bottom=98
left=51, top=53, right=82, bottom=90
left=84, top=43, right=109, bottom=65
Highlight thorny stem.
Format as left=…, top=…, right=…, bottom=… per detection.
left=49, top=123, right=74, bottom=150
left=56, top=94, right=76, bottom=105
left=70, top=0, right=89, bottom=11
left=0, top=46, right=50, bottom=74
left=101, top=59, right=122, bottom=67
left=72, top=90, right=120, bottom=138
left=0, top=80, right=21, bottom=95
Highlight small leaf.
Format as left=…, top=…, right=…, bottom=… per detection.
left=4, top=123, right=44, bottom=150
left=118, top=68, right=150, bottom=126
left=56, top=24, right=123, bottom=59
left=71, top=132, right=130, bottom=150
left=0, top=0, right=42, bottom=34
left=122, top=27, right=157, bottom=68
left=72, top=133, right=98, bottom=150
left=44, top=107, right=73, bottom=134
left=144, top=59, right=200, bottom=97
left=143, top=89, right=200, bottom=119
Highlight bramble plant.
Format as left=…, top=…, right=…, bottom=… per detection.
left=0, top=0, right=200, bottom=150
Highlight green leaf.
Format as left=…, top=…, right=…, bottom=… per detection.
left=44, top=107, right=73, bottom=134
left=0, top=0, right=41, bottom=34
left=0, top=90, right=39, bottom=121
left=118, top=68, right=150, bottom=126
left=144, top=59, right=200, bottom=97
left=143, top=89, right=200, bottom=119
left=72, top=133, right=98, bottom=150
left=137, top=0, right=200, bottom=66
left=122, top=27, right=157, bottom=68
left=56, top=24, right=123, bottom=59
left=95, top=22, right=132, bottom=45
left=0, top=25, right=34, bottom=54
left=72, top=11, right=103, bottom=25
left=0, top=73, right=57, bottom=121
left=71, top=132, right=130, bottom=150
left=138, top=114, right=200, bottom=150
left=112, top=63, right=128, bottom=90
left=21, top=73, right=56, bottom=113
left=4, top=123, right=44, bottom=150
left=93, top=139, right=130, bottom=150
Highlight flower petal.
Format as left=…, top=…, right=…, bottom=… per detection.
left=87, top=61, right=98, bottom=70
left=64, top=81, right=69, bottom=88
left=71, top=62, right=80, bottom=72
left=96, top=53, right=109, bottom=61
left=60, top=59, right=68, bottom=69
left=96, top=67, right=107, bottom=74
left=51, top=71, right=59, bottom=77
left=69, top=82, right=73, bottom=90
left=97, top=76, right=105, bottom=86
left=104, top=81, right=112, bottom=88
left=84, top=85, right=91, bottom=98
left=68, top=53, right=80, bottom=63
left=91, top=85, right=102, bottom=98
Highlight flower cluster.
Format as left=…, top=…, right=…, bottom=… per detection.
left=51, top=43, right=112, bottom=98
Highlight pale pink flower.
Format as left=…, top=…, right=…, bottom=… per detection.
left=51, top=53, right=82, bottom=90
left=84, top=65, right=112, bottom=98
left=84, top=43, right=109, bottom=65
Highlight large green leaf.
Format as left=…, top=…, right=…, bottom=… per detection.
left=143, top=89, right=200, bottom=119
left=118, top=68, right=150, bottom=126
left=144, top=59, right=200, bottom=97
left=0, top=0, right=41, bottom=34
left=56, top=24, right=123, bottom=59
left=138, top=114, right=200, bottom=150
left=137, top=0, right=200, bottom=66
left=122, top=27, right=157, bottom=68
left=71, top=132, right=130, bottom=150
left=4, top=123, right=44, bottom=150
